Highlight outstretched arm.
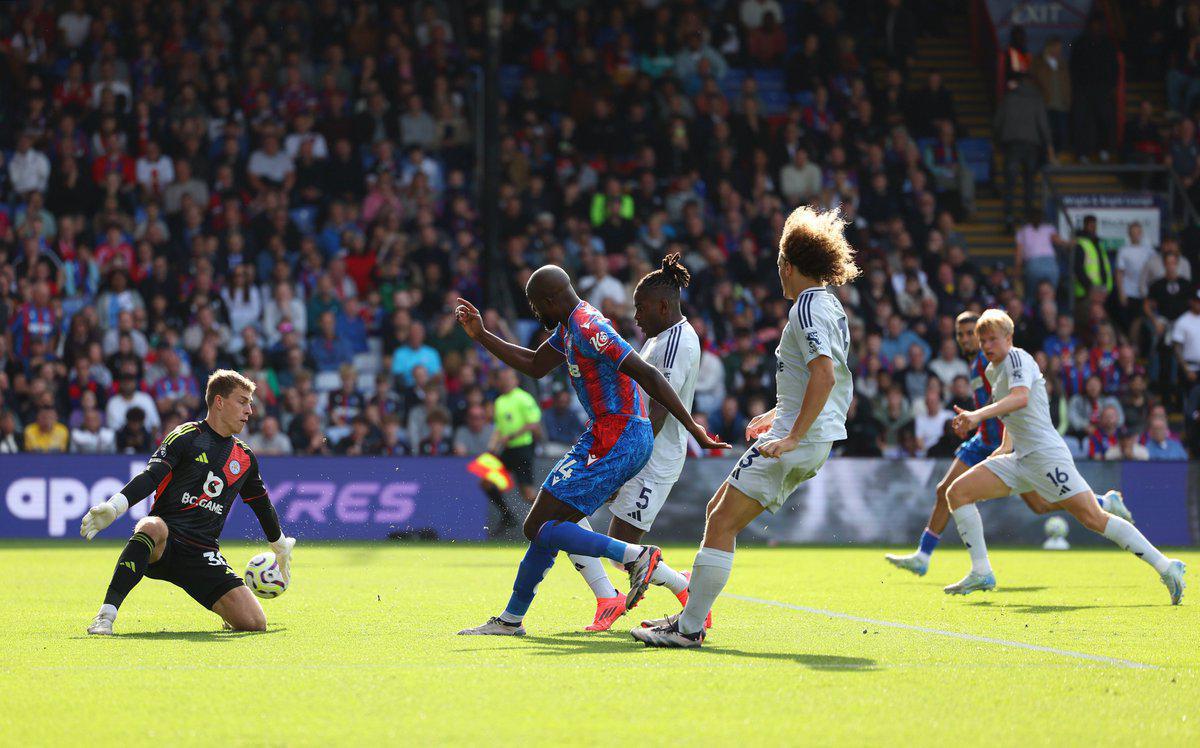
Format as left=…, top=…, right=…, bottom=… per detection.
left=620, top=352, right=730, bottom=450
left=953, top=386, right=1029, bottom=434
left=80, top=430, right=185, bottom=539
left=455, top=297, right=564, bottom=378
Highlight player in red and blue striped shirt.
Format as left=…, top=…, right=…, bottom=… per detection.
left=453, top=265, right=729, bottom=636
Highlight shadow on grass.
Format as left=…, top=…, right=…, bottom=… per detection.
left=71, top=626, right=288, bottom=641
left=966, top=600, right=1157, bottom=613
left=458, top=632, right=879, bottom=670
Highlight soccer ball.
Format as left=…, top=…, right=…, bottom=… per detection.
left=244, top=551, right=288, bottom=599
left=1044, top=516, right=1069, bottom=539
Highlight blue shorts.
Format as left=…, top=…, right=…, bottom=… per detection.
left=954, top=433, right=998, bottom=467
left=541, top=417, right=654, bottom=515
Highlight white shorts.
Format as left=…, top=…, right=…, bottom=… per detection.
left=609, top=475, right=674, bottom=532
left=982, top=450, right=1088, bottom=503
left=726, top=438, right=833, bottom=514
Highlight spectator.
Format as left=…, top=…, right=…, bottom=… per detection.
left=245, top=415, right=293, bottom=455
left=922, top=121, right=975, bottom=217
left=310, top=310, right=356, bottom=373
left=151, top=348, right=201, bottom=415
left=24, top=406, right=70, bottom=453
left=1031, top=37, right=1071, bottom=152
left=912, top=379, right=953, bottom=456
left=1069, top=374, right=1124, bottom=438
left=70, top=408, right=117, bottom=454
left=1003, top=26, right=1032, bottom=82
left=1071, top=215, right=1112, bottom=304
left=106, top=373, right=161, bottom=433
left=453, top=405, right=494, bottom=457
left=8, top=132, right=51, bottom=195
left=1146, top=251, right=1195, bottom=322
left=929, top=337, right=969, bottom=385
left=993, top=75, right=1053, bottom=231
left=1172, top=289, right=1200, bottom=385
left=1086, top=404, right=1122, bottom=458
left=1144, top=416, right=1188, bottom=460
left=1115, top=222, right=1155, bottom=323
left=391, top=322, right=442, bottom=387
left=247, top=134, right=295, bottom=193
left=541, top=386, right=584, bottom=450
left=418, top=408, right=455, bottom=456
left=115, top=406, right=153, bottom=453
left=1014, top=210, right=1065, bottom=303
left=780, top=148, right=822, bottom=206
left=1104, top=428, right=1150, bottom=460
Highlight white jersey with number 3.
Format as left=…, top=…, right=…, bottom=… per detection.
left=636, top=318, right=700, bottom=484
left=985, top=346, right=1070, bottom=458
left=766, top=287, right=852, bottom=443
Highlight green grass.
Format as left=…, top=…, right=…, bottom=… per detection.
left=1, top=542, right=1197, bottom=745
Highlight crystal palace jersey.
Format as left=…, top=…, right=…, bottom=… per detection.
left=147, top=421, right=267, bottom=548
left=547, top=301, right=648, bottom=423
left=970, top=350, right=1004, bottom=447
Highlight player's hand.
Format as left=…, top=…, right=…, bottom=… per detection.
left=758, top=435, right=800, bottom=459
left=951, top=406, right=979, bottom=437
left=690, top=424, right=732, bottom=451
left=454, top=297, right=485, bottom=340
left=80, top=496, right=124, bottom=540
left=270, top=535, right=296, bottom=583
left=745, top=411, right=775, bottom=442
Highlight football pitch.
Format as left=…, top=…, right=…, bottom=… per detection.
left=2, top=542, right=1197, bottom=745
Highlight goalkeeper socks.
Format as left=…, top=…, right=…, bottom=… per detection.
left=534, top=519, right=638, bottom=564
left=951, top=505, right=992, bottom=575
left=569, top=519, right=618, bottom=599
left=502, top=542, right=558, bottom=623
left=649, top=558, right=689, bottom=595
left=678, top=547, right=734, bottom=634
left=1102, top=516, right=1171, bottom=573
left=102, top=531, right=155, bottom=609
left=916, top=527, right=940, bottom=561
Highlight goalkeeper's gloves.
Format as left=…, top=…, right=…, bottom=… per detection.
left=80, top=493, right=129, bottom=540
left=270, top=534, right=296, bottom=582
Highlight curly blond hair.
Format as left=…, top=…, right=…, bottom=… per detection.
left=778, top=206, right=861, bottom=286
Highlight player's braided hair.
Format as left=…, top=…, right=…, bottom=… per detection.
left=636, top=253, right=691, bottom=297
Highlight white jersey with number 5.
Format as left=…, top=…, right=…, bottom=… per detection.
left=637, top=318, right=700, bottom=484
left=766, top=286, right=851, bottom=443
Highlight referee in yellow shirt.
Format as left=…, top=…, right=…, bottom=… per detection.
left=486, top=370, right=542, bottom=530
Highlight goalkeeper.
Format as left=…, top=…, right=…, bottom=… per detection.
left=79, top=371, right=295, bottom=635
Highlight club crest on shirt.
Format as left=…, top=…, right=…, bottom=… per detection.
left=806, top=330, right=821, bottom=354
left=229, top=460, right=241, bottom=475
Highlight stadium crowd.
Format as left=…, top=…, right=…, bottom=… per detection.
left=0, top=0, right=1194, bottom=463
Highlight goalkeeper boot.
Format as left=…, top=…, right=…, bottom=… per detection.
left=625, top=545, right=662, bottom=610
left=584, top=593, right=626, bottom=632
left=457, top=616, right=526, bottom=636
left=943, top=570, right=996, bottom=595
left=1101, top=490, right=1134, bottom=524
left=1161, top=560, right=1187, bottom=606
left=885, top=552, right=929, bottom=577
left=631, top=618, right=704, bottom=649
left=674, top=571, right=712, bottom=628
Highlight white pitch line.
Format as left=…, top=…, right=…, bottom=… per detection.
left=726, top=594, right=1157, bottom=670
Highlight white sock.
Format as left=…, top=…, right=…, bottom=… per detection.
left=678, top=547, right=734, bottom=634
left=951, top=504, right=992, bottom=574
left=621, top=543, right=645, bottom=564
left=649, top=558, right=689, bottom=594
left=498, top=611, right=523, bottom=624
left=1102, top=516, right=1171, bottom=573
left=98, top=603, right=117, bottom=620
left=569, top=518, right=619, bottom=599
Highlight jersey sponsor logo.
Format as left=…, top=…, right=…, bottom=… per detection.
left=202, top=470, right=225, bottom=499
left=181, top=490, right=225, bottom=515
left=589, top=330, right=611, bottom=352
left=195, top=453, right=209, bottom=464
